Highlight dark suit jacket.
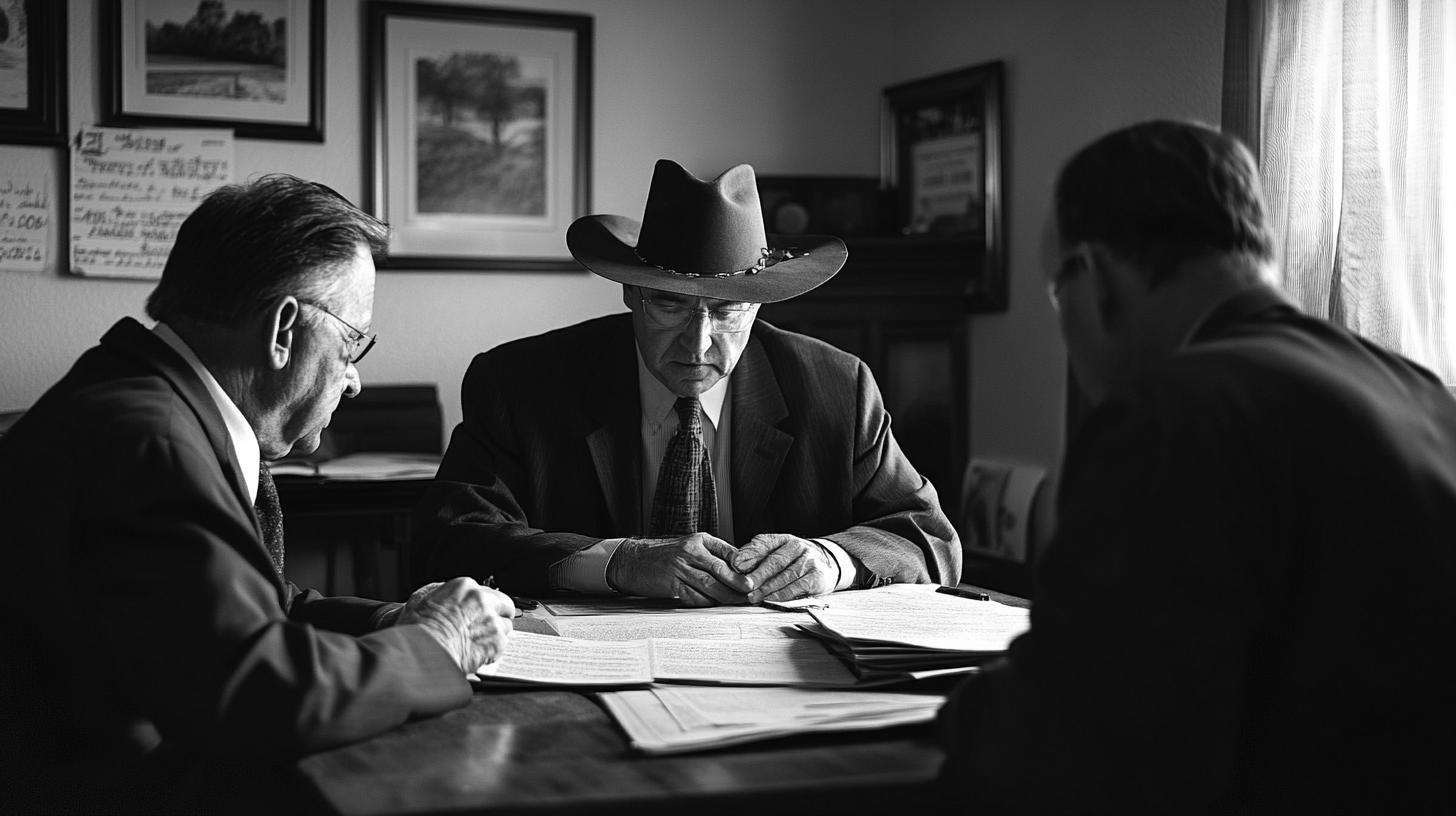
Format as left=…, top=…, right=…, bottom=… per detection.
left=0, top=318, right=469, bottom=813
left=937, top=287, right=1456, bottom=814
left=414, top=314, right=960, bottom=595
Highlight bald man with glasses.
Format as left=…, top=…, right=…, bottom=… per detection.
left=414, top=160, right=960, bottom=606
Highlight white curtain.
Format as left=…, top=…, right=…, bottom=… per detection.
left=1258, top=0, right=1456, bottom=384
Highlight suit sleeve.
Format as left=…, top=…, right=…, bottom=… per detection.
left=412, top=352, right=600, bottom=595
left=89, top=431, right=470, bottom=760
left=935, top=388, right=1255, bottom=813
left=827, top=360, right=962, bottom=586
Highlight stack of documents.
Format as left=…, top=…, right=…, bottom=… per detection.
left=269, top=451, right=441, bottom=480
left=789, top=584, right=1031, bottom=682
left=598, top=686, right=945, bottom=754
left=475, top=630, right=861, bottom=688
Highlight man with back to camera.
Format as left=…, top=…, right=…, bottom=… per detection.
left=936, top=120, right=1456, bottom=813
left=413, top=159, right=960, bottom=605
left=0, top=174, right=516, bottom=813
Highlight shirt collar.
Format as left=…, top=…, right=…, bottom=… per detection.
left=153, top=322, right=261, bottom=502
left=635, top=348, right=729, bottom=433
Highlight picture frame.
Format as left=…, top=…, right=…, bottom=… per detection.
left=881, top=60, right=1006, bottom=311
left=102, top=0, right=324, bottom=142
left=756, top=175, right=884, bottom=238
left=365, top=2, right=592, bottom=271
left=0, top=0, right=67, bottom=145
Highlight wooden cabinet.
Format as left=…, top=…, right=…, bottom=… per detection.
left=759, top=235, right=1000, bottom=513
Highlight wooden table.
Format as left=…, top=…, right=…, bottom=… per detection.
left=296, top=585, right=1023, bottom=815
left=297, top=688, right=949, bottom=816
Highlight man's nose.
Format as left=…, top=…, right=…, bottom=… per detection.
left=679, top=311, right=713, bottom=354
left=343, top=363, right=363, bottom=399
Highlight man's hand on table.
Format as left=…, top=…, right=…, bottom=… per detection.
left=608, top=534, right=754, bottom=606
left=398, top=577, right=517, bottom=674
left=732, top=533, right=838, bottom=603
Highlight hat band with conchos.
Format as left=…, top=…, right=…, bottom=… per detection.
left=565, top=159, right=847, bottom=304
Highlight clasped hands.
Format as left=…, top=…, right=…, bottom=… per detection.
left=606, top=532, right=838, bottom=607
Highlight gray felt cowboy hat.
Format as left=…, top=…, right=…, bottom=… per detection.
left=566, top=159, right=848, bottom=303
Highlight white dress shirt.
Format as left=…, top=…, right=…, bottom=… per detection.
left=153, top=322, right=261, bottom=503
left=549, top=349, right=857, bottom=594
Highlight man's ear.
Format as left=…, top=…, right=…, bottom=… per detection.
left=263, top=296, right=302, bottom=371
left=621, top=284, right=637, bottom=311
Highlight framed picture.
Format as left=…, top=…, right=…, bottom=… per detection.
left=756, top=176, right=883, bottom=238
left=881, top=61, right=1005, bottom=310
left=0, top=0, right=66, bottom=145
left=366, top=2, right=592, bottom=271
left=102, top=0, right=324, bottom=142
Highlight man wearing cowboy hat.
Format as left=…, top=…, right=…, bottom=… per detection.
left=413, top=160, right=960, bottom=605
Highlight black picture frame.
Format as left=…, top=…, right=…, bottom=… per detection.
left=101, top=0, right=325, bottom=142
left=0, top=0, right=67, bottom=145
left=881, top=60, right=1006, bottom=312
left=755, top=175, right=883, bottom=238
left=365, top=2, right=593, bottom=271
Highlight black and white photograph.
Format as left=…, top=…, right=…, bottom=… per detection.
left=103, top=0, right=323, bottom=140
left=3, top=1, right=1455, bottom=814
left=0, top=0, right=64, bottom=144
left=367, top=2, right=590, bottom=269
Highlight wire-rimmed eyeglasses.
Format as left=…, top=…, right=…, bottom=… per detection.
left=299, top=300, right=376, bottom=364
left=639, top=295, right=756, bottom=334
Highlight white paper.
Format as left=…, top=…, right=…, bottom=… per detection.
left=549, top=612, right=807, bottom=641
left=0, top=171, right=51, bottom=272
left=649, top=638, right=858, bottom=687
left=70, top=126, right=233, bottom=279
left=808, top=603, right=1029, bottom=653
left=477, top=631, right=653, bottom=686
left=599, top=687, right=943, bottom=755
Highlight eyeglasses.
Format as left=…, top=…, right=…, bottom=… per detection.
left=639, top=295, right=756, bottom=334
left=299, top=300, right=376, bottom=364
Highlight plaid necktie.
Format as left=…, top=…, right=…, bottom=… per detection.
left=255, top=463, right=286, bottom=576
left=648, top=396, right=719, bottom=537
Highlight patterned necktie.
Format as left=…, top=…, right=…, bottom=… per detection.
left=648, top=396, right=719, bottom=537
left=255, top=463, right=286, bottom=576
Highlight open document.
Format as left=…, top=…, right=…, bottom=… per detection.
left=599, top=686, right=945, bottom=754
left=474, top=631, right=860, bottom=688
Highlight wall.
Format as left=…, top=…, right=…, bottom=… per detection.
left=891, top=0, right=1226, bottom=471
left=0, top=0, right=897, bottom=439
left=0, top=0, right=1225, bottom=476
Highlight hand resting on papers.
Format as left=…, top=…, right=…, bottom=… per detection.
left=732, top=533, right=838, bottom=603
left=397, top=577, right=518, bottom=673
left=607, top=534, right=754, bottom=606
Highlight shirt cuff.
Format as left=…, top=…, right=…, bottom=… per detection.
left=813, top=538, right=858, bottom=592
left=548, top=539, right=626, bottom=593
left=371, top=602, right=404, bottom=630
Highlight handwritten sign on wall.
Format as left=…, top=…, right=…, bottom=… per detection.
left=0, top=173, right=52, bottom=273
left=70, top=126, right=234, bottom=279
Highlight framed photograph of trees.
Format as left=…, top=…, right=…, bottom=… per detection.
left=102, top=0, right=324, bottom=141
left=0, top=0, right=67, bottom=145
left=365, top=2, right=592, bottom=271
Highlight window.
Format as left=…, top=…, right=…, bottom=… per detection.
left=1225, top=0, right=1456, bottom=386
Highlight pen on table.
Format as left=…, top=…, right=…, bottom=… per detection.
left=936, top=585, right=990, bottom=601
left=484, top=575, right=540, bottom=611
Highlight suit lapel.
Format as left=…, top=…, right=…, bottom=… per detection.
left=730, top=336, right=793, bottom=538
left=585, top=318, right=644, bottom=534
left=101, top=318, right=280, bottom=588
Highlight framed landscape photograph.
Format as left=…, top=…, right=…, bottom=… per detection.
left=0, top=0, right=66, bottom=145
left=366, top=2, right=592, bottom=270
left=881, top=60, right=1006, bottom=311
left=103, top=0, right=324, bottom=141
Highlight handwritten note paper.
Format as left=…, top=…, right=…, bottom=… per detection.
left=0, top=172, right=52, bottom=272
left=70, top=126, right=234, bottom=279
